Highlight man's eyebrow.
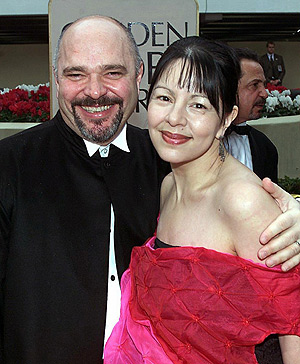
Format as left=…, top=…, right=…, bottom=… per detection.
left=101, top=64, right=128, bottom=73
left=62, top=64, right=128, bottom=75
left=63, top=66, right=86, bottom=75
left=249, top=78, right=264, bottom=84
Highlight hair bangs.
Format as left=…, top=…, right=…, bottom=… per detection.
left=148, top=36, right=240, bottom=123
left=179, top=51, right=222, bottom=118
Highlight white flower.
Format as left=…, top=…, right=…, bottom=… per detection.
left=293, top=95, right=300, bottom=110
left=265, top=96, right=279, bottom=112
left=270, top=90, right=280, bottom=97
left=1, top=83, right=49, bottom=95
left=278, top=95, right=293, bottom=109
left=263, top=88, right=300, bottom=117
left=16, top=83, right=49, bottom=94
left=0, top=88, right=10, bottom=95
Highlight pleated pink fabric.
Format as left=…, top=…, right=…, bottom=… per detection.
left=104, top=236, right=300, bottom=364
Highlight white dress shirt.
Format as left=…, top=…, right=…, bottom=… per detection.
left=225, top=122, right=253, bottom=171
left=83, top=124, right=129, bottom=352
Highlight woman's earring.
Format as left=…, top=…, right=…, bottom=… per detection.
left=219, top=137, right=226, bottom=162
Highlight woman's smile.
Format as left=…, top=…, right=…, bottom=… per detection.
left=161, top=130, right=192, bottom=145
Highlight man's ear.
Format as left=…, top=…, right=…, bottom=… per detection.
left=53, top=66, right=59, bottom=99
left=136, top=62, right=144, bottom=92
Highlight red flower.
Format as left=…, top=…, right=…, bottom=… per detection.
left=0, top=85, right=50, bottom=122
left=266, top=83, right=288, bottom=93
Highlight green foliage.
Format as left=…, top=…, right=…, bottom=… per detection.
left=278, top=176, right=300, bottom=194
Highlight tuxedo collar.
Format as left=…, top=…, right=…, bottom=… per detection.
left=83, top=123, right=130, bottom=157
left=228, top=122, right=251, bottom=136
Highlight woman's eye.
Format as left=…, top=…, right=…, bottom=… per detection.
left=158, top=95, right=170, bottom=102
left=192, top=103, right=206, bottom=109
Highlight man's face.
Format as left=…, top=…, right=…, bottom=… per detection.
left=55, top=18, right=143, bottom=145
left=235, top=59, right=268, bottom=124
left=267, top=43, right=275, bottom=54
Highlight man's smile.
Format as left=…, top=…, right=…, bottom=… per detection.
left=81, top=105, right=113, bottom=113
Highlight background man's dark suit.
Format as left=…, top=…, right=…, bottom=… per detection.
left=247, top=124, right=282, bottom=364
left=226, top=124, right=278, bottom=183
left=259, top=53, right=285, bottom=84
left=248, top=125, right=278, bottom=183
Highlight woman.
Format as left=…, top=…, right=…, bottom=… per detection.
left=104, top=37, right=300, bottom=364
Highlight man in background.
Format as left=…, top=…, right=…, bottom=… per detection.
left=259, top=40, right=285, bottom=85
left=226, top=47, right=278, bottom=183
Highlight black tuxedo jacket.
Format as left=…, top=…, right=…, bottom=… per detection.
left=0, top=112, right=170, bottom=363
left=248, top=125, right=282, bottom=364
left=248, top=125, right=278, bottom=183
left=259, top=53, right=285, bottom=83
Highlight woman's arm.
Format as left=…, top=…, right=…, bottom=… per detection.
left=279, top=335, right=300, bottom=364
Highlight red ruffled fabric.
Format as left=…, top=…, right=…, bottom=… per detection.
left=104, top=236, right=300, bottom=363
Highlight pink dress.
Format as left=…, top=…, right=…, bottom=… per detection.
left=104, top=236, right=300, bottom=363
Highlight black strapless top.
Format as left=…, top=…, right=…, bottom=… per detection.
left=154, top=238, right=178, bottom=249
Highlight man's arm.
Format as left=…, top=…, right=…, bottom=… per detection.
left=0, top=201, right=10, bottom=362
left=258, top=178, right=300, bottom=271
left=279, top=55, right=286, bottom=82
left=259, top=56, right=270, bottom=82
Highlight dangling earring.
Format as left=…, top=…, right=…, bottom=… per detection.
left=219, top=136, right=226, bottom=162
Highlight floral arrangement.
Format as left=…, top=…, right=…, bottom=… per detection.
left=261, top=84, right=300, bottom=118
left=0, top=83, right=50, bottom=122
left=265, top=84, right=287, bottom=93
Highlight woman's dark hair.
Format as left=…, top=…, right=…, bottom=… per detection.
left=147, top=36, right=240, bottom=122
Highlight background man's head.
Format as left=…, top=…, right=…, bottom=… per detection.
left=234, top=47, right=268, bottom=125
left=266, top=41, right=275, bottom=55
left=54, top=16, right=143, bottom=145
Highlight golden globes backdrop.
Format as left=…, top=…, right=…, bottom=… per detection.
left=48, top=0, right=199, bottom=128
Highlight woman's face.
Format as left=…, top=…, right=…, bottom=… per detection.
left=148, top=61, right=227, bottom=166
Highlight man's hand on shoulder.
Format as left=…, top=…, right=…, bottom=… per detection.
left=259, top=178, right=300, bottom=271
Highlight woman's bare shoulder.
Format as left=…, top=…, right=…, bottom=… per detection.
left=220, top=170, right=279, bottom=222
left=218, top=166, right=281, bottom=261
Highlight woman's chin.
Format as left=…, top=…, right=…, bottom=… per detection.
left=157, top=150, right=189, bottom=165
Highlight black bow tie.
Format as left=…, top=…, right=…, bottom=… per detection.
left=228, top=124, right=251, bottom=136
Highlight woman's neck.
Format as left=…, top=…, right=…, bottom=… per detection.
left=170, top=144, right=226, bottom=201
